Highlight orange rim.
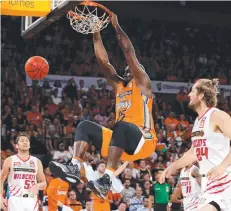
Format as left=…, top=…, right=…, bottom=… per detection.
left=80, top=1, right=112, bottom=16
left=68, top=1, right=112, bottom=19
left=68, top=10, right=82, bottom=20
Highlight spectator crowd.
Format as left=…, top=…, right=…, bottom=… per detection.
left=1, top=9, right=231, bottom=211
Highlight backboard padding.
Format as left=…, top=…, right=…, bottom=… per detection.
left=21, top=0, right=79, bottom=39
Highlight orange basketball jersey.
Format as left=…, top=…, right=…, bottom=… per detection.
left=91, top=193, right=110, bottom=211
left=116, top=79, right=156, bottom=138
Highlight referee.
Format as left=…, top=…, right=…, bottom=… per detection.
left=149, top=169, right=172, bottom=211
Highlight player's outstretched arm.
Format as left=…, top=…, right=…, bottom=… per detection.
left=111, top=13, right=152, bottom=97
left=191, top=166, right=201, bottom=186
left=207, top=110, right=231, bottom=180
left=1, top=157, right=11, bottom=210
left=93, top=31, right=123, bottom=89
left=160, top=146, right=197, bottom=183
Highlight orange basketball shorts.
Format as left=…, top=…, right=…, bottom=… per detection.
left=101, top=126, right=157, bottom=162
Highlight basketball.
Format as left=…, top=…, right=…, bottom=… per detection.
left=25, top=56, right=49, bottom=80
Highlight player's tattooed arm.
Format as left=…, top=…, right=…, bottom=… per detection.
left=207, top=110, right=231, bottom=180
left=110, top=13, right=152, bottom=97
left=191, top=167, right=201, bottom=186
left=170, top=184, right=183, bottom=204
left=93, top=32, right=123, bottom=89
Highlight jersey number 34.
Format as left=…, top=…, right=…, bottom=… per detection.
left=195, top=147, right=208, bottom=161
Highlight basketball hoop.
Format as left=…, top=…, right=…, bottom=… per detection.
left=67, top=1, right=112, bottom=34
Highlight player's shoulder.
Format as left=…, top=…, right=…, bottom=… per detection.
left=30, top=155, right=39, bottom=160
left=211, top=108, right=229, bottom=117
left=3, top=156, right=13, bottom=166
left=210, top=108, right=230, bottom=121
left=7, top=154, right=17, bottom=162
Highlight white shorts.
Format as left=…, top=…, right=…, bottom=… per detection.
left=8, top=196, right=38, bottom=211
left=198, top=177, right=231, bottom=211
left=183, top=194, right=200, bottom=211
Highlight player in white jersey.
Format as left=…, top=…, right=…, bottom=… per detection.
left=1, top=133, right=47, bottom=211
left=170, top=164, right=201, bottom=211
left=160, top=78, right=231, bottom=211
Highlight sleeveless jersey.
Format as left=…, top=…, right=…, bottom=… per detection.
left=180, top=165, right=201, bottom=197
left=191, top=107, right=231, bottom=174
left=191, top=107, right=231, bottom=194
left=116, top=79, right=156, bottom=138
left=7, top=155, right=38, bottom=197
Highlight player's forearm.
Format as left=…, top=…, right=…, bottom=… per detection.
left=93, top=32, right=109, bottom=63
left=114, top=161, right=128, bottom=176
left=114, top=24, right=135, bottom=53
left=170, top=194, right=182, bottom=203
left=170, top=197, right=182, bottom=204
left=1, top=184, right=4, bottom=198
left=175, top=148, right=197, bottom=169
left=37, top=180, right=47, bottom=190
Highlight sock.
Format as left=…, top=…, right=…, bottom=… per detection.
left=71, top=157, right=82, bottom=170
left=82, top=162, right=95, bottom=181
left=105, top=168, right=123, bottom=193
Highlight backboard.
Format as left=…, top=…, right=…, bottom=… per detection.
left=21, top=0, right=79, bottom=39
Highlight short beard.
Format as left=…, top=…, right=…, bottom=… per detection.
left=188, top=101, right=201, bottom=111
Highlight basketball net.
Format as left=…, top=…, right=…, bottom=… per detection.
left=67, top=2, right=111, bottom=34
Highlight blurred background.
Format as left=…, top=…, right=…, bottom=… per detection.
left=1, top=1, right=231, bottom=211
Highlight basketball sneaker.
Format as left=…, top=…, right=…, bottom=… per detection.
left=49, top=161, right=84, bottom=184
left=87, top=174, right=112, bottom=199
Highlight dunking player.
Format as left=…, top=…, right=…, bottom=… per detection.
left=161, top=79, right=231, bottom=211
left=49, top=13, right=157, bottom=199
left=170, top=164, right=201, bottom=211
left=1, top=133, right=47, bottom=211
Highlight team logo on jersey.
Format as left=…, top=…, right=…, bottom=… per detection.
left=57, top=190, right=67, bottom=195
left=30, top=160, right=35, bottom=168
left=13, top=162, right=21, bottom=167
left=166, top=186, right=169, bottom=192
left=199, top=117, right=206, bottom=128
left=191, top=130, right=204, bottom=138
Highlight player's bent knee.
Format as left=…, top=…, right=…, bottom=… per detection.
left=74, top=120, right=95, bottom=144
left=74, top=120, right=103, bottom=148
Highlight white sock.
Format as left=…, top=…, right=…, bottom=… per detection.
left=71, top=158, right=81, bottom=170
left=105, top=169, right=124, bottom=193
left=82, top=162, right=96, bottom=181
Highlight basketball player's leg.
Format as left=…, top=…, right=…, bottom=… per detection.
left=88, top=121, right=144, bottom=198
left=49, top=120, right=109, bottom=184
